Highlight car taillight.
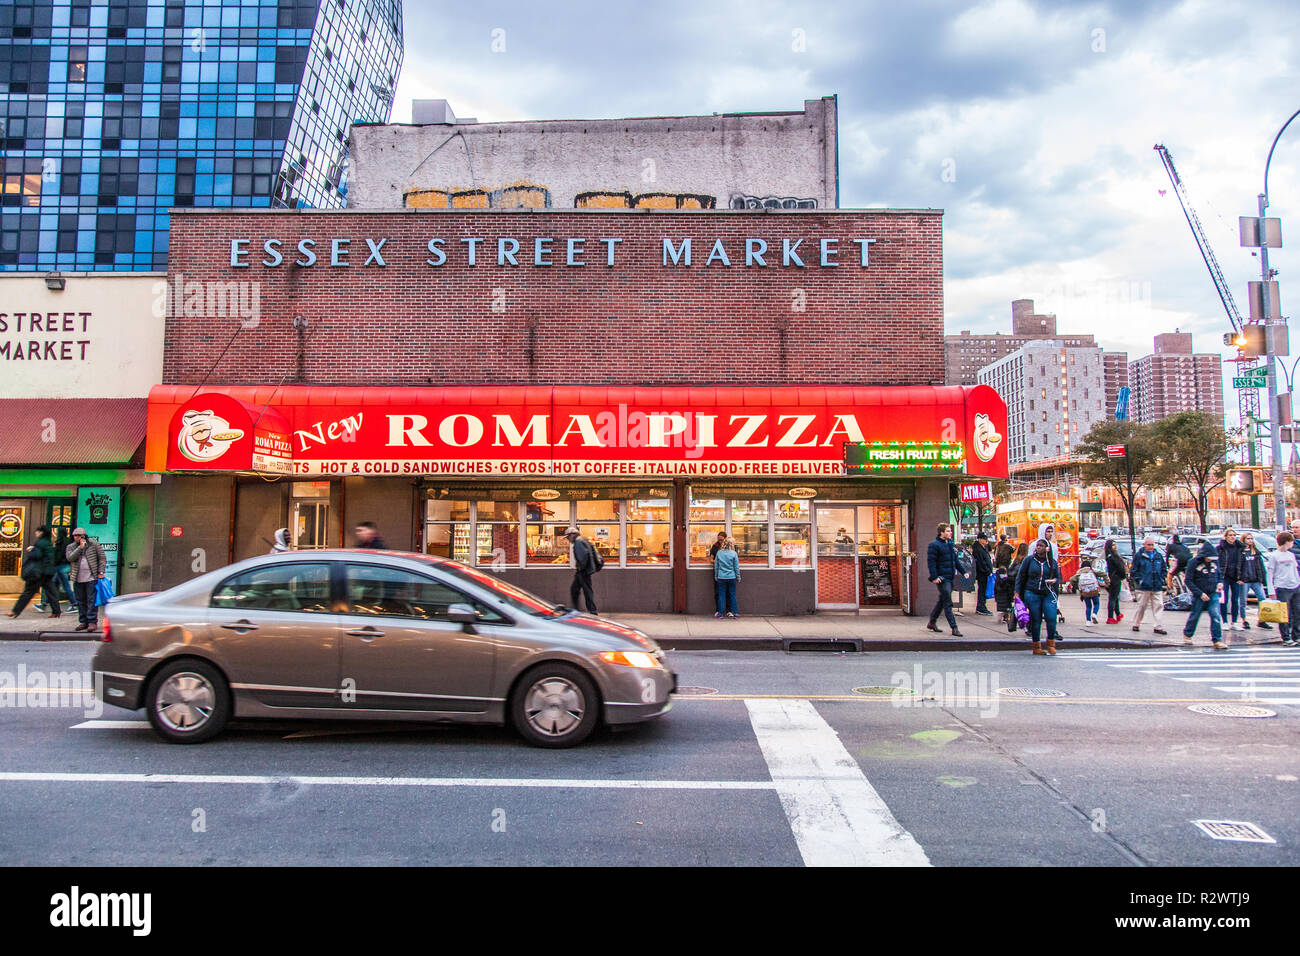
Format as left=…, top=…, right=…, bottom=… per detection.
left=101, top=616, right=112, bottom=642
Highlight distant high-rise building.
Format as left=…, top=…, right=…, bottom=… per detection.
left=1128, top=331, right=1225, bottom=424
left=978, top=340, right=1108, bottom=466
left=947, top=299, right=1128, bottom=424
left=0, top=0, right=403, bottom=271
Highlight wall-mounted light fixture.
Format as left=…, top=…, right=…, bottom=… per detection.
left=44, top=272, right=66, bottom=291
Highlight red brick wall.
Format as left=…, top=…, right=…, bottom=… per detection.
left=162, top=209, right=943, bottom=387
left=817, top=556, right=857, bottom=604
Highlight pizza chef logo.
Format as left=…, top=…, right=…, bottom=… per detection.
left=177, top=409, right=244, bottom=463
left=972, top=412, right=1003, bottom=463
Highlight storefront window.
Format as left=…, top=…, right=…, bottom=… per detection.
left=526, top=521, right=571, bottom=566
left=732, top=521, right=768, bottom=565
left=689, top=524, right=725, bottom=563
left=730, top=499, right=768, bottom=522
left=774, top=524, right=811, bottom=565
left=626, top=498, right=670, bottom=565
left=816, top=507, right=857, bottom=556
left=688, top=498, right=725, bottom=522
left=425, top=499, right=471, bottom=562
left=475, top=501, right=520, bottom=567
left=775, top=499, right=810, bottom=521
left=576, top=499, right=618, bottom=521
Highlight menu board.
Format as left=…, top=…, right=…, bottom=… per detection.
left=860, top=556, right=895, bottom=604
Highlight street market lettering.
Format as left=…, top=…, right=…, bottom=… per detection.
left=0, top=311, right=92, bottom=362
left=232, top=236, right=878, bottom=269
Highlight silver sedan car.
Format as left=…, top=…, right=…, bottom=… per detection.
left=92, top=550, right=676, bottom=747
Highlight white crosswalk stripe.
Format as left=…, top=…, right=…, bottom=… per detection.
left=1075, top=648, right=1300, bottom=705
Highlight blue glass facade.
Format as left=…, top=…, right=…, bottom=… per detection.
left=0, top=0, right=402, bottom=271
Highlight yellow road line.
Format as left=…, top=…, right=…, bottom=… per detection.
left=676, top=693, right=1271, bottom=706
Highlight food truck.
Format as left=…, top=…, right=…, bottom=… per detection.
left=996, top=498, right=1080, bottom=583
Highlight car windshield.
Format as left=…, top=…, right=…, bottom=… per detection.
left=431, top=559, right=567, bottom=618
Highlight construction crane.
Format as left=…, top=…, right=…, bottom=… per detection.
left=1154, top=143, right=1246, bottom=335
left=1153, top=143, right=1261, bottom=483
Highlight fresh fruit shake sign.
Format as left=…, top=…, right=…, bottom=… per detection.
left=147, top=384, right=1008, bottom=480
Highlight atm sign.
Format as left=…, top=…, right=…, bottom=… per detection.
left=959, top=481, right=994, bottom=503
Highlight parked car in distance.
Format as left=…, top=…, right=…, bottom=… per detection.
left=93, top=550, right=677, bottom=747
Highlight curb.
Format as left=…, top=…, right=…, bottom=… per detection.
left=654, top=636, right=1179, bottom=652
left=0, top=632, right=98, bottom=642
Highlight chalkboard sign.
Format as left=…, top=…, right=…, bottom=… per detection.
left=860, top=556, right=895, bottom=605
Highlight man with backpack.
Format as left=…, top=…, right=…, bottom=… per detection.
left=565, top=525, right=603, bottom=614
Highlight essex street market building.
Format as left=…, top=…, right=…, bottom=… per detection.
left=146, top=207, right=1008, bottom=615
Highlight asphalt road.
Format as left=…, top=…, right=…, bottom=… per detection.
left=1, top=640, right=1297, bottom=867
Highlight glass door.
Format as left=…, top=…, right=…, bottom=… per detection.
left=814, top=505, right=858, bottom=608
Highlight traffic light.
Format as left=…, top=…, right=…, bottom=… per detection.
left=1224, top=330, right=1248, bottom=349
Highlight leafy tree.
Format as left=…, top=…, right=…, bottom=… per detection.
left=1148, top=411, right=1229, bottom=533
left=1078, top=419, right=1159, bottom=541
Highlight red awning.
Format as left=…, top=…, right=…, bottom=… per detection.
left=0, top=399, right=147, bottom=466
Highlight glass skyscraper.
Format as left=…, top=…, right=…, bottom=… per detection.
left=0, top=0, right=403, bottom=271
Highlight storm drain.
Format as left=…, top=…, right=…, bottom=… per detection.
left=674, top=686, right=719, bottom=696
left=1192, top=820, right=1277, bottom=844
left=1188, top=703, right=1277, bottom=718
left=997, top=687, right=1068, bottom=699
left=853, top=686, right=914, bottom=696
left=783, top=638, right=864, bottom=653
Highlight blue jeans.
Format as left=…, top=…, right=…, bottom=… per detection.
left=1082, top=595, right=1100, bottom=621
left=715, top=578, right=738, bottom=616
left=1023, top=590, right=1058, bottom=641
left=1185, top=593, right=1222, bottom=641
left=1221, top=581, right=1245, bottom=623
left=1243, top=582, right=1268, bottom=624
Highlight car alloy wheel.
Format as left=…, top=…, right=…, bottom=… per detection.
left=145, top=659, right=231, bottom=744
left=511, top=663, right=599, bottom=748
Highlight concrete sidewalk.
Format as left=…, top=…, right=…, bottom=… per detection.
left=2, top=596, right=1283, bottom=652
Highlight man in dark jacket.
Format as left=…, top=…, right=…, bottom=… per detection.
left=1184, top=540, right=1226, bottom=649
left=6, top=525, right=60, bottom=619
left=565, top=525, right=601, bottom=614
left=973, top=532, right=994, bottom=615
left=1130, top=535, right=1169, bottom=636
left=926, top=523, right=968, bottom=636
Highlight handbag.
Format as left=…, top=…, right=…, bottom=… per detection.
left=94, top=577, right=115, bottom=607
left=1259, top=599, right=1289, bottom=624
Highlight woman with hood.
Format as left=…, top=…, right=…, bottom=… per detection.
left=1016, top=538, right=1060, bottom=654
left=269, top=528, right=291, bottom=554
left=1183, top=539, right=1226, bottom=650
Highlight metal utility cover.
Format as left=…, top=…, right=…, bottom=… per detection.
left=1192, top=820, right=1277, bottom=844
left=997, top=687, right=1068, bottom=698
left=1187, top=703, right=1277, bottom=718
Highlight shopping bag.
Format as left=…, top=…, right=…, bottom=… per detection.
left=1259, top=599, right=1289, bottom=624
left=985, top=575, right=996, bottom=599
left=1120, top=583, right=1134, bottom=602
left=94, top=577, right=115, bottom=607
left=1013, top=595, right=1030, bottom=626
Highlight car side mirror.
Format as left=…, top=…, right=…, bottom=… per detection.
left=446, top=603, right=479, bottom=626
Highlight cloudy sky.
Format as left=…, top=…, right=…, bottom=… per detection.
left=392, top=0, right=1298, bottom=397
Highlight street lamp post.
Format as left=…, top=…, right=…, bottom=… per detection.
left=1263, top=108, right=1300, bottom=527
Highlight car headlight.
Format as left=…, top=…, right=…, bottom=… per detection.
left=599, top=650, right=660, bottom=668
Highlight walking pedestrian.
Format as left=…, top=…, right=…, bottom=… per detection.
left=1239, top=532, right=1272, bottom=631
left=1016, top=538, right=1060, bottom=654
left=1216, top=528, right=1246, bottom=631
left=269, top=527, right=290, bottom=554
left=353, top=521, right=386, bottom=549
left=1129, top=535, right=1169, bottom=636
left=1183, top=540, right=1226, bottom=650
left=973, top=531, right=993, bottom=616
left=38, top=526, right=75, bottom=614
left=1266, top=531, right=1300, bottom=647
left=64, top=527, right=106, bottom=632
left=925, top=523, right=968, bottom=636
left=6, top=525, right=60, bottom=619
left=712, top=536, right=740, bottom=619
left=1071, top=557, right=1102, bottom=625
left=564, top=525, right=602, bottom=614
left=1103, top=539, right=1127, bottom=624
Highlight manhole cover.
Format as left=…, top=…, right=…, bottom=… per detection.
left=853, top=686, right=914, bottom=696
left=997, top=687, right=1068, bottom=698
left=674, top=686, right=718, bottom=696
left=1192, top=820, right=1277, bottom=843
left=1188, top=703, right=1277, bottom=718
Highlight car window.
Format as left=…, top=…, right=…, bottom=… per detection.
left=345, top=564, right=504, bottom=622
left=211, top=563, right=332, bottom=613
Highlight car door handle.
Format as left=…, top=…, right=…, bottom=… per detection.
left=346, top=627, right=384, bottom=642
left=220, top=620, right=259, bottom=632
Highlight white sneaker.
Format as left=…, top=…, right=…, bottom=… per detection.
left=1083, top=619, right=1094, bottom=626
left=1230, top=622, right=1241, bottom=631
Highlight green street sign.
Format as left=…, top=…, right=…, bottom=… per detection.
left=1234, top=373, right=1267, bottom=389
